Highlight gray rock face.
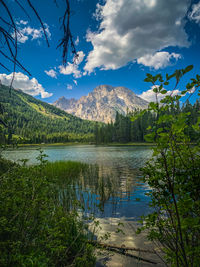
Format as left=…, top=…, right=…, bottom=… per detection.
left=53, top=85, right=148, bottom=123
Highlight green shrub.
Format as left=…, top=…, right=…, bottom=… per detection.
left=138, top=66, right=200, bottom=266
left=0, top=156, right=95, bottom=266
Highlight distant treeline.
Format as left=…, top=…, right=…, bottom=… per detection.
left=0, top=83, right=199, bottom=145
left=94, top=99, right=200, bottom=144
left=0, top=85, right=97, bottom=145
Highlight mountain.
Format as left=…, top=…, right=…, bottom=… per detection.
left=0, top=85, right=98, bottom=144
left=54, top=85, right=148, bottom=123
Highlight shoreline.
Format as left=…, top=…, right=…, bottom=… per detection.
left=13, top=142, right=155, bottom=148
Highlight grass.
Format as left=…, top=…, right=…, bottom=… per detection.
left=43, top=161, right=88, bottom=182
left=19, top=95, right=69, bottom=120
left=0, top=157, right=96, bottom=266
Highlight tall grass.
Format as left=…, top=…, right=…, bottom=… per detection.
left=0, top=153, right=126, bottom=266
left=0, top=157, right=96, bottom=266
left=43, top=161, right=88, bottom=182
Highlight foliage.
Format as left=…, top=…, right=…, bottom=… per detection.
left=0, top=154, right=96, bottom=266
left=94, top=99, right=200, bottom=144
left=0, top=84, right=97, bottom=144
left=138, top=66, right=200, bottom=266
left=0, top=156, right=16, bottom=176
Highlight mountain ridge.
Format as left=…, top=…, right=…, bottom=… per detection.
left=0, top=84, right=98, bottom=144
left=54, top=85, right=148, bottom=123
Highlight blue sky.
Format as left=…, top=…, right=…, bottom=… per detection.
left=1, top=0, right=200, bottom=104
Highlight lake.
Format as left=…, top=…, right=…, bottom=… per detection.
left=3, top=145, right=162, bottom=266
left=2, top=145, right=152, bottom=219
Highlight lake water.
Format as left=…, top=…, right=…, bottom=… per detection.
left=3, top=145, right=162, bottom=266
left=2, top=145, right=152, bottom=220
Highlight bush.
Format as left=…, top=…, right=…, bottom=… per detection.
left=0, top=155, right=95, bottom=266
left=138, top=66, right=200, bottom=266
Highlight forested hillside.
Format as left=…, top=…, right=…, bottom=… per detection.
left=94, top=99, right=200, bottom=144
left=0, top=85, right=98, bottom=144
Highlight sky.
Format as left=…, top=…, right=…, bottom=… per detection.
left=1, top=0, right=200, bottom=104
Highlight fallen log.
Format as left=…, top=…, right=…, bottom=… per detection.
left=89, top=240, right=156, bottom=254
left=89, top=240, right=158, bottom=265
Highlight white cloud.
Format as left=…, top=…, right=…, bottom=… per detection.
left=73, top=80, right=78, bottom=85
left=137, top=52, right=182, bottom=69
left=14, top=23, right=51, bottom=44
left=138, top=85, right=181, bottom=102
left=0, top=72, right=53, bottom=98
left=67, top=84, right=73, bottom=90
left=44, top=69, right=57, bottom=78
left=59, top=63, right=81, bottom=78
left=84, top=0, right=190, bottom=73
left=59, top=51, right=85, bottom=78
left=188, top=2, right=200, bottom=24
left=75, top=51, right=85, bottom=64
left=16, top=20, right=28, bottom=25
left=75, top=36, right=80, bottom=45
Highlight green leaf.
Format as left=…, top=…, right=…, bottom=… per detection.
left=144, top=77, right=151, bottom=82
left=153, top=87, right=158, bottom=93
left=144, top=132, right=155, bottom=142
left=181, top=90, right=187, bottom=95
left=149, top=102, right=158, bottom=110
left=147, top=126, right=152, bottom=130
left=186, top=83, right=193, bottom=90
left=184, top=65, right=193, bottom=73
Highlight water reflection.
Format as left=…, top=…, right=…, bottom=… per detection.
left=2, top=145, right=153, bottom=219
left=2, top=145, right=165, bottom=266
left=78, top=164, right=151, bottom=219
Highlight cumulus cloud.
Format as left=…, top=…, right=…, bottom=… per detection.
left=14, top=21, right=51, bottom=43
left=0, top=72, right=53, bottom=98
left=59, top=64, right=81, bottom=78
left=137, top=52, right=182, bottom=69
left=84, top=0, right=190, bottom=73
left=138, top=85, right=181, bottom=102
left=67, top=84, right=73, bottom=90
left=44, top=69, right=57, bottom=78
left=59, top=51, right=85, bottom=78
left=188, top=2, right=200, bottom=24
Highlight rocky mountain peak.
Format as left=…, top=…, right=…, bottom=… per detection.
left=53, top=85, right=148, bottom=123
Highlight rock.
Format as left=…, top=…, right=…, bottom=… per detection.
left=53, top=85, right=148, bottom=123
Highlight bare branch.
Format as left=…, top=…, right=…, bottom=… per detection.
left=0, top=0, right=77, bottom=77
left=15, top=0, right=31, bottom=20
left=26, top=0, right=50, bottom=47
left=57, top=0, right=77, bottom=65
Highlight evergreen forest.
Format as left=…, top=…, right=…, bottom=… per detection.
left=94, top=100, right=200, bottom=144
left=0, top=85, right=98, bottom=144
